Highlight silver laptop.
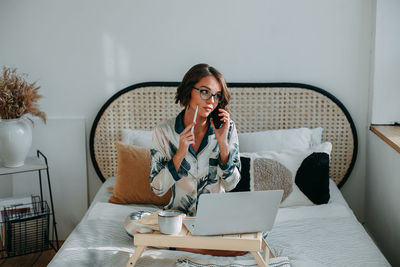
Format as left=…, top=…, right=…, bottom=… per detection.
left=183, top=190, right=283, bottom=236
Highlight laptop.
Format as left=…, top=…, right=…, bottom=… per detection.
left=183, top=190, right=283, bottom=236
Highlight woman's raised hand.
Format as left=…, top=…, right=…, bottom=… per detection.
left=178, top=122, right=196, bottom=154
left=211, top=108, right=229, bottom=146
left=211, top=108, right=230, bottom=164
left=173, top=122, right=196, bottom=170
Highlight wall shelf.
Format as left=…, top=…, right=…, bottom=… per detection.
left=370, top=125, right=400, bottom=154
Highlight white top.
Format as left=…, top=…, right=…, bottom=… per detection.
left=149, top=110, right=241, bottom=216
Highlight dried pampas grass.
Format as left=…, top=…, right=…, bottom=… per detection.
left=0, top=66, right=46, bottom=123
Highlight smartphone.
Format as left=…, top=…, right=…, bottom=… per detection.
left=211, top=105, right=223, bottom=129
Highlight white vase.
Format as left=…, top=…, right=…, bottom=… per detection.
left=0, top=118, right=32, bottom=167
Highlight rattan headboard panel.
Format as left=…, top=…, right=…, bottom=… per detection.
left=90, top=82, right=357, bottom=188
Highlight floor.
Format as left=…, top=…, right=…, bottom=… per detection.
left=0, top=241, right=63, bottom=267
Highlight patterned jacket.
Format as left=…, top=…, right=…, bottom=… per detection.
left=149, top=110, right=241, bottom=216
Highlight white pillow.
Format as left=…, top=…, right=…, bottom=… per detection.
left=122, top=127, right=323, bottom=152
left=121, top=129, right=153, bottom=148
left=241, top=142, right=332, bottom=207
left=238, top=127, right=322, bottom=153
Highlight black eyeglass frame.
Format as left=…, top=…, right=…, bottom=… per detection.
left=192, top=87, right=223, bottom=102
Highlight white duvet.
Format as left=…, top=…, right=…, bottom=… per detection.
left=49, top=179, right=389, bottom=267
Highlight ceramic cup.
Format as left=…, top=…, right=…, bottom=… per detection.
left=158, top=210, right=183, bottom=235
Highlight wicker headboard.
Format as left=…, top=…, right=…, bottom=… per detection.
left=90, top=82, right=357, bottom=188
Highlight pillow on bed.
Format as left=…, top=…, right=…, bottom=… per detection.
left=109, top=142, right=172, bottom=205
left=238, top=127, right=322, bottom=153
left=233, top=142, right=331, bottom=207
left=121, top=129, right=153, bottom=148
left=121, top=127, right=323, bottom=152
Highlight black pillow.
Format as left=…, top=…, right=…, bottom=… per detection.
left=231, top=157, right=251, bottom=192
left=233, top=153, right=330, bottom=205
left=295, top=152, right=330, bottom=204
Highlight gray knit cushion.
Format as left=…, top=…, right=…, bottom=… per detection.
left=253, top=158, right=293, bottom=201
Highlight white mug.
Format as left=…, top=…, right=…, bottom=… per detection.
left=158, top=210, right=183, bottom=235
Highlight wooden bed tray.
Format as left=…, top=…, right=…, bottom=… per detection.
left=126, top=224, right=273, bottom=267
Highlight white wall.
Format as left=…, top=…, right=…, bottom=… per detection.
left=365, top=132, right=400, bottom=266
left=370, top=0, right=400, bottom=124
left=364, top=0, right=400, bottom=265
left=0, top=0, right=375, bottom=237
left=7, top=118, right=87, bottom=240
left=0, top=175, right=12, bottom=197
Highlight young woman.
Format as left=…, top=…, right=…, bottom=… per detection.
left=149, top=63, right=241, bottom=216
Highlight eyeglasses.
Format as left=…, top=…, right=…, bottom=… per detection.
left=193, top=87, right=223, bottom=102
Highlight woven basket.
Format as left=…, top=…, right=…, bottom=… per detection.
left=90, top=82, right=357, bottom=188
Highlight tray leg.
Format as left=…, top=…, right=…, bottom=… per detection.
left=126, top=246, right=147, bottom=267
left=262, top=238, right=274, bottom=260
left=251, top=251, right=268, bottom=267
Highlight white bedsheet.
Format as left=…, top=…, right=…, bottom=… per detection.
left=49, top=179, right=389, bottom=267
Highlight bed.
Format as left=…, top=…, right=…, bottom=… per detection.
left=49, top=82, right=390, bottom=267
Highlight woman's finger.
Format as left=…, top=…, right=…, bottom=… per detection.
left=224, top=115, right=230, bottom=122
left=185, top=137, right=194, bottom=144
left=218, top=109, right=229, bottom=116
left=182, top=122, right=196, bottom=134
left=221, top=114, right=229, bottom=122
left=217, top=109, right=230, bottom=124
left=182, top=131, right=194, bottom=139
left=218, top=109, right=229, bottom=117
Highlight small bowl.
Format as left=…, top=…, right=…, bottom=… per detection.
left=124, top=211, right=153, bottom=237
left=158, top=210, right=183, bottom=235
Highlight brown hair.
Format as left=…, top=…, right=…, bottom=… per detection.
left=175, top=63, right=230, bottom=111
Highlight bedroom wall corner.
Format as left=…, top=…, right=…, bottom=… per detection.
left=86, top=145, right=103, bottom=204
left=336, top=0, right=376, bottom=224
left=366, top=0, right=377, bottom=127
left=364, top=0, right=400, bottom=264
left=369, top=0, right=400, bottom=124
left=85, top=112, right=104, bottom=204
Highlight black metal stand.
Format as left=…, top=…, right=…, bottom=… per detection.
left=36, top=150, right=59, bottom=251
left=0, top=150, right=59, bottom=259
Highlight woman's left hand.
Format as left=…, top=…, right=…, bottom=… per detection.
left=211, top=108, right=230, bottom=147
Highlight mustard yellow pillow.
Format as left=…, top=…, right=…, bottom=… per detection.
left=109, top=142, right=172, bottom=205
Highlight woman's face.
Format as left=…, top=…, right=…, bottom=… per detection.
left=189, top=75, right=222, bottom=118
